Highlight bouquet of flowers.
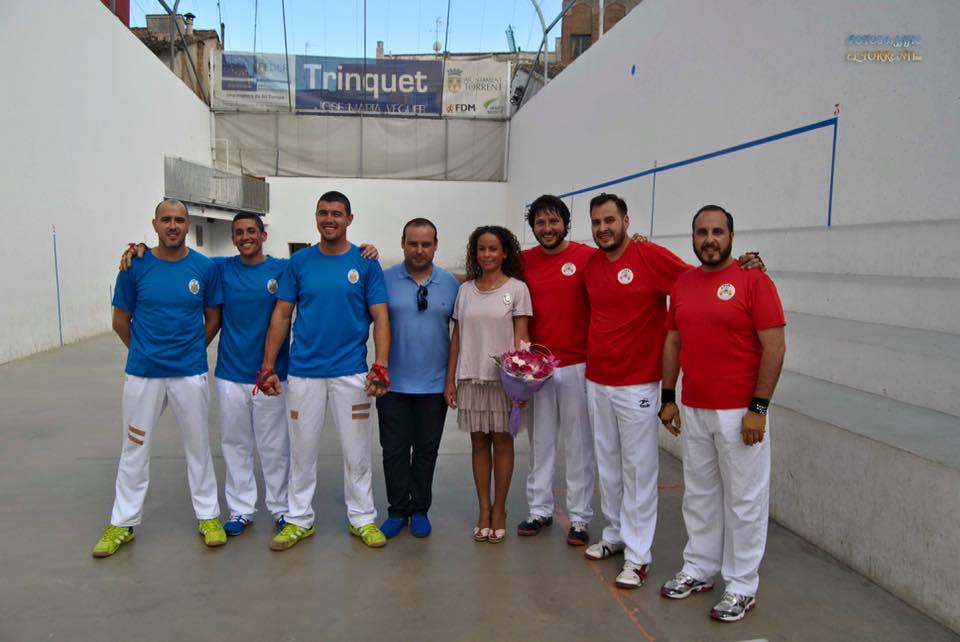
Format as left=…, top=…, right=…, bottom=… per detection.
left=492, top=344, right=559, bottom=437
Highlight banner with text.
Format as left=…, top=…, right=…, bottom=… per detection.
left=213, top=52, right=507, bottom=118
left=442, top=60, right=510, bottom=119
left=296, top=56, right=442, bottom=116
left=213, top=52, right=294, bottom=111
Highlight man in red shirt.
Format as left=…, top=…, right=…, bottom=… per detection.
left=518, top=195, right=598, bottom=545
left=658, top=205, right=785, bottom=622
left=582, top=193, right=694, bottom=590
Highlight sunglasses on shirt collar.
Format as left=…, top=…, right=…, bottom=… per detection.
left=417, top=284, right=429, bottom=311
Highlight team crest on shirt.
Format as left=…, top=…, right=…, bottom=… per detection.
left=717, top=283, right=736, bottom=301
left=347, top=269, right=360, bottom=284
left=503, top=292, right=513, bottom=305
left=267, top=278, right=278, bottom=294
left=561, top=262, right=577, bottom=276
left=617, top=268, right=634, bottom=285
left=188, top=279, right=200, bottom=295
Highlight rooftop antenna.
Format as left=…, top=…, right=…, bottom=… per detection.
left=431, top=17, right=443, bottom=54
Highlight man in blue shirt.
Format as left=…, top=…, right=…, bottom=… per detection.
left=118, top=220, right=380, bottom=539
left=212, top=213, right=291, bottom=537
left=93, top=199, right=226, bottom=557
left=259, top=191, right=392, bottom=551
left=377, top=219, right=460, bottom=539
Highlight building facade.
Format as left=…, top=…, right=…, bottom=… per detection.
left=560, top=0, right=642, bottom=65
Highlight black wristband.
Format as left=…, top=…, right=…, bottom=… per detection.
left=661, top=389, right=676, bottom=404
left=749, top=397, right=769, bottom=416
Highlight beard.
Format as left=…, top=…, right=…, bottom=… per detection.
left=536, top=228, right=567, bottom=250
left=694, top=241, right=733, bottom=266
left=597, top=228, right=627, bottom=253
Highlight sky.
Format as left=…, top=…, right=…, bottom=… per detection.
left=130, top=0, right=566, bottom=57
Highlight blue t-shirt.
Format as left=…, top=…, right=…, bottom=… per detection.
left=112, top=249, right=223, bottom=378
left=213, top=255, right=290, bottom=384
left=384, top=263, right=460, bottom=394
left=276, top=244, right=388, bottom=378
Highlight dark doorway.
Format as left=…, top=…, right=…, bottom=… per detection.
left=288, top=242, right=311, bottom=256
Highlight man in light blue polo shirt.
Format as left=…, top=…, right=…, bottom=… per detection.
left=377, top=218, right=460, bottom=538
left=92, top=199, right=226, bottom=557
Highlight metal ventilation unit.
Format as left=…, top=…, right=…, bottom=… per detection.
left=164, top=156, right=269, bottom=215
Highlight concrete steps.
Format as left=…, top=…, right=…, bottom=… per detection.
left=655, top=218, right=960, bottom=278
left=772, top=271, right=960, bottom=335
left=770, top=372, right=960, bottom=634
left=784, top=311, right=960, bottom=416
left=774, top=370, right=960, bottom=471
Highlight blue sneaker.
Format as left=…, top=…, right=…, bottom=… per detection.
left=379, top=516, right=408, bottom=539
left=223, top=514, right=252, bottom=536
left=275, top=516, right=286, bottom=532
left=410, top=513, right=431, bottom=538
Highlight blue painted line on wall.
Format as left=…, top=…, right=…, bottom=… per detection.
left=556, top=117, right=839, bottom=200
left=827, top=119, right=839, bottom=227
left=52, top=225, right=63, bottom=347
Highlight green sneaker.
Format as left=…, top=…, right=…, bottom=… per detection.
left=350, top=523, right=387, bottom=548
left=270, top=523, right=315, bottom=551
left=198, top=519, right=227, bottom=547
left=92, top=525, right=135, bottom=558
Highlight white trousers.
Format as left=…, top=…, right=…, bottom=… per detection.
left=285, top=374, right=376, bottom=529
left=586, top=380, right=660, bottom=565
left=679, top=406, right=771, bottom=596
left=216, top=377, right=290, bottom=520
left=526, top=363, right=595, bottom=523
left=111, top=374, right=220, bottom=526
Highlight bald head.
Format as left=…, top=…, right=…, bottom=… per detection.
left=155, top=199, right=188, bottom=219
left=152, top=198, right=191, bottom=253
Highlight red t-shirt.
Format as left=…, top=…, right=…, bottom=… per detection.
left=666, top=261, right=785, bottom=409
left=521, top=241, right=596, bottom=366
left=584, top=242, right=690, bottom=386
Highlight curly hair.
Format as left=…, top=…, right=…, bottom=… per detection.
left=525, top=194, right=571, bottom=232
left=464, top=225, right=525, bottom=282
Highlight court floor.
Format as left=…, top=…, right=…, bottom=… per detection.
left=0, top=334, right=956, bottom=642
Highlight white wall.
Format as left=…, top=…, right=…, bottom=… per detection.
left=505, top=2, right=960, bottom=631
left=0, top=0, right=212, bottom=364
left=507, top=0, right=960, bottom=240
left=190, top=216, right=237, bottom=259
left=264, top=178, right=508, bottom=270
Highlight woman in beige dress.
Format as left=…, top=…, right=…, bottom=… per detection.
left=445, top=226, right=532, bottom=543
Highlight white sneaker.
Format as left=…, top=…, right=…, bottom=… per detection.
left=615, top=561, right=649, bottom=589
left=660, top=571, right=714, bottom=599
left=584, top=539, right=625, bottom=560
left=710, top=591, right=756, bottom=622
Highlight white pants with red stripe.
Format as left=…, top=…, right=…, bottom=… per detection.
left=679, top=406, right=771, bottom=596
left=526, top=362, right=595, bottom=523
left=285, top=374, right=376, bottom=529
left=110, top=374, right=220, bottom=527
left=215, top=377, right=289, bottom=521
left=586, top=380, right=660, bottom=565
